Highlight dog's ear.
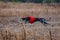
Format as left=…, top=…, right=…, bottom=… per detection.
left=21, top=18, right=25, bottom=21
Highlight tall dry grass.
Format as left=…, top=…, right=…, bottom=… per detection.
left=0, top=17, right=52, bottom=40
left=0, top=2, right=60, bottom=18
left=0, top=2, right=60, bottom=40
left=0, top=23, right=26, bottom=40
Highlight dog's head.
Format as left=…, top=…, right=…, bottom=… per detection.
left=21, top=18, right=26, bottom=21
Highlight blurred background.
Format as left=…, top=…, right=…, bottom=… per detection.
left=0, top=0, right=60, bottom=3
left=0, top=0, right=60, bottom=40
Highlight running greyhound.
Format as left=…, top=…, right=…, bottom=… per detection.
left=21, top=16, right=52, bottom=26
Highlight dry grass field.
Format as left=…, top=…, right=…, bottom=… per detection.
left=0, top=2, right=60, bottom=40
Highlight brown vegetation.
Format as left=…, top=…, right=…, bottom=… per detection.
left=0, top=2, right=60, bottom=40
left=0, top=2, right=60, bottom=17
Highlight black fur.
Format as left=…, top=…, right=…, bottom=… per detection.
left=21, top=18, right=49, bottom=25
